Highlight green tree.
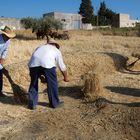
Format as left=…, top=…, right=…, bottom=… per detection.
left=98, top=1, right=107, bottom=26
left=79, top=0, right=94, bottom=24
left=105, top=8, right=117, bottom=26
left=43, top=16, right=62, bottom=30
left=20, top=17, right=37, bottom=29
left=98, top=1, right=117, bottom=26
left=20, top=16, right=62, bottom=30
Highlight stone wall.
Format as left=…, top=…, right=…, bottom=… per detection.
left=0, top=17, right=23, bottom=29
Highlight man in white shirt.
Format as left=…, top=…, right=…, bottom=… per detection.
left=0, top=26, right=16, bottom=97
left=28, top=37, right=69, bottom=109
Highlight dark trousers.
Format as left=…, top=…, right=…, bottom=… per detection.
left=0, top=69, right=3, bottom=93
left=28, top=66, right=60, bottom=108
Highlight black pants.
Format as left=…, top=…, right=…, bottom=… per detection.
left=0, top=69, right=3, bottom=93
left=28, top=66, right=60, bottom=108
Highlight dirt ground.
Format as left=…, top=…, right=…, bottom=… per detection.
left=0, top=33, right=140, bottom=140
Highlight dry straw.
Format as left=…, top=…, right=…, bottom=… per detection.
left=82, top=71, right=101, bottom=100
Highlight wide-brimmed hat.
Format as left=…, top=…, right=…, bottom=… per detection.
left=0, top=26, right=16, bottom=38
left=48, top=37, right=60, bottom=49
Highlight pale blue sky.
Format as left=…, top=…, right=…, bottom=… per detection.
left=0, top=0, right=139, bottom=20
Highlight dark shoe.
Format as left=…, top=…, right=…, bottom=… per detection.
left=49, top=101, right=64, bottom=109
left=56, top=101, right=64, bottom=108
left=0, top=92, right=7, bottom=97
left=28, top=106, right=36, bottom=110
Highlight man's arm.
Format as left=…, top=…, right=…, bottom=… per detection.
left=0, top=58, right=4, bottom=64
left=61, top=70, right=69, bottom=82
left=56, top=50, right=69, bottom=82
left=1, top=40, right=10, bottom=59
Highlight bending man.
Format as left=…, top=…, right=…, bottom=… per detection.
left=28, top=37, right=69, bottom=109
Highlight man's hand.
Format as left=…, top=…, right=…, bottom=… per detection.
left=0, top=58, right=4, bottom=64
left=40, top=75, right=46, bottom=83
left=64, top=77, right=69, bottom=82
left=61, top=70, right=69, bottom=82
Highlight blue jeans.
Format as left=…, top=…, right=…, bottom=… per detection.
left=28, top=66, right=60, bottom=108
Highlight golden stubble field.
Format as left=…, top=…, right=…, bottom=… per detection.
left=0, top=30, right=140, bottom=140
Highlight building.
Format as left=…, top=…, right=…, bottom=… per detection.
left=2, top=12, right=139, bottom=30
left=116, top=14, right=140, bottom=28
left=43, top=12, right=82, bottom=30
left=0, top=17, right=23, bottom=29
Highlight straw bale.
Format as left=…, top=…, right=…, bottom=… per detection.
left=82, top=72, right=101, bottom=100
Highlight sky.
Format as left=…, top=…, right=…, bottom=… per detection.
left=0, top=0, right=140, bottom=20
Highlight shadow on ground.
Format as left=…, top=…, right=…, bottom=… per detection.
left=84, top=97, right=140, bottom=108
left=0, top=96, right=16, bottom=105
left=104, top=52, right=140, bottom=74
left=105, top=86, right=140, bottom=97
left=59, top=86, right=83, bottom=99
left=41, top=85, right=140, bottom=108
left=0, top=68, right=28, bottom=105
left=104, top=52, right=127, bottom=71
left=43, top=86, right=83, bottom=99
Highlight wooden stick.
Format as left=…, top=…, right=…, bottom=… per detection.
left=127, top=58, right=140, bottom=68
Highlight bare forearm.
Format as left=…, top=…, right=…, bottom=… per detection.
left=61, top=70, right=69, bottom=82
left=0, top=58, right=4, bottom=64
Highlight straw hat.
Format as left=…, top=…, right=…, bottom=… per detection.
left=0, top=26, right=16, bottom=38
left=48, top=36, right=60, bottom=49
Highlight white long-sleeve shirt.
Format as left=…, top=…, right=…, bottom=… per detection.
left=28, top=44, right=66, bottom=71
left=0, top=34, right=10, bottom=69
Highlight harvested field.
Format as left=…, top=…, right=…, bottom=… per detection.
left=0, top=30, right=140, bottom=140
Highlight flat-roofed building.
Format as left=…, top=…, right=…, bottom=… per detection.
left=43, top=12, right=82, bottom=30
left=116, top=14, right=140, bottom=28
